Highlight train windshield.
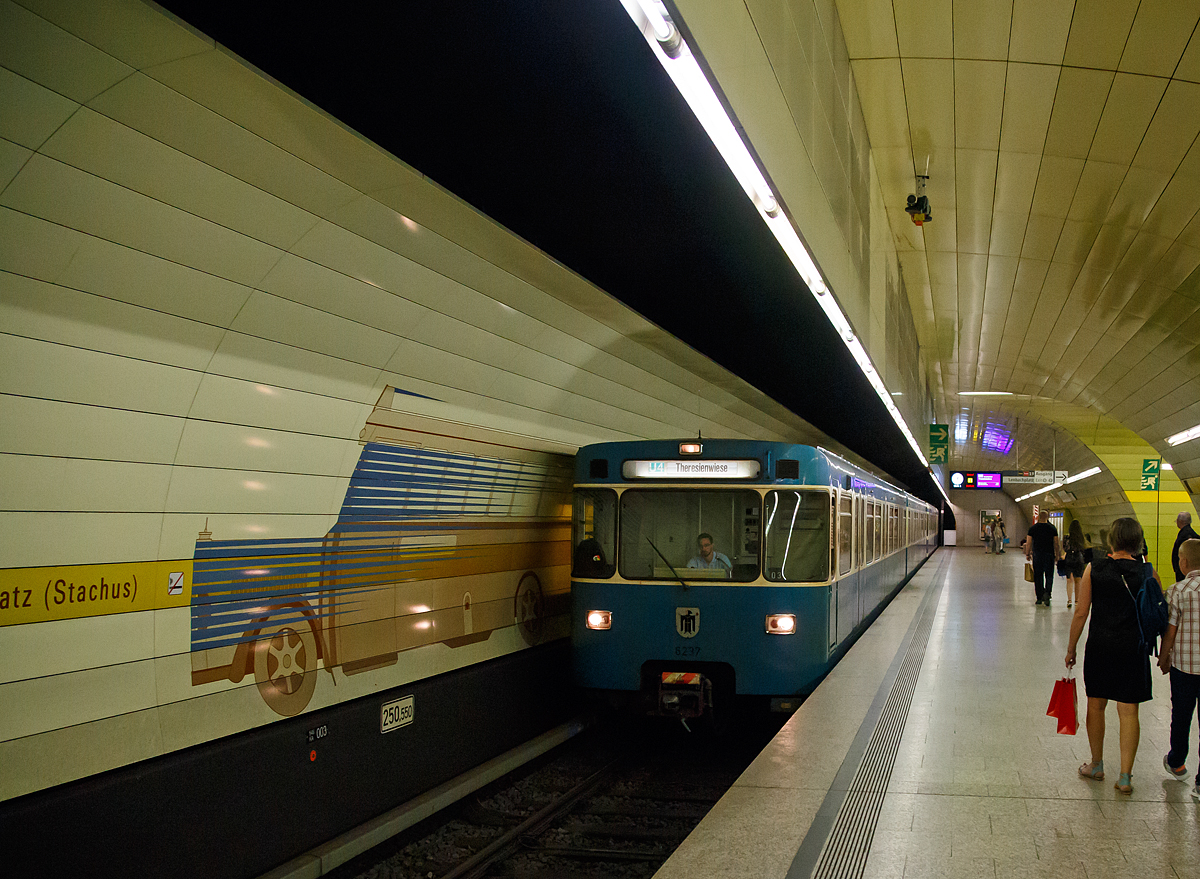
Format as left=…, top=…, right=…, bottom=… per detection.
left=763, top=490, right=831, bottom=581
left=572, top=489, right=617, bottom=578
left=617, top=489, right=761, bottom=582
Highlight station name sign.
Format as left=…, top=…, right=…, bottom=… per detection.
left=622, top=459, right=762, bottom=479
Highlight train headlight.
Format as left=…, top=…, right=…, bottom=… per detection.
left=765, top=613, right=796, bottom=634
left=586, top=610, right=612, bottom=630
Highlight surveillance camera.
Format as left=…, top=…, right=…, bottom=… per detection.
left=905, top=194, right=931, bottom=226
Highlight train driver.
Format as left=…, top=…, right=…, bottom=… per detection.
left=688, top=533, right=731, bottom=571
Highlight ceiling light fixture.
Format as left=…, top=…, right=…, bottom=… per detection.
left=958, top=391, right=1013, bottom=396
left=620, top=0, right=931, bottom=474
left=1014, top=466, right=1101, bottom=502
left=1063, top=466, right=1101, bottom=485
left=1166, top=424, right=1200, bottom=446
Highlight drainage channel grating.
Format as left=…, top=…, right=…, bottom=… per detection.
left=810, top=600, right=937, bottom=879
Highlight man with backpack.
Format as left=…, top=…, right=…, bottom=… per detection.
left=1159, top=538, right=1200, bottom=799
left=1027, top=511, right=1062, bottom=606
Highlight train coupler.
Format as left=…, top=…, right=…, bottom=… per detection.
left=656, top=671, right=711, bottom=718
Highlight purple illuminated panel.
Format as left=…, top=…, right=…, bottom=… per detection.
left=976, top=472, right=1002, bottom=489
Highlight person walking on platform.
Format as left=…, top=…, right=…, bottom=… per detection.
left=1158, top=538, right=1200, bottom=798
left=1026, top=511, right=1061, bottom=606
left=994, top=515, right=1007, bottom=554
left=1062, top=520, right=1087, bottom=608
left=983, top=519, right=994, bottom=553
left=1066, top=517, right=1160, bottom=795
left=1172, top=512, right=1199, bottom=583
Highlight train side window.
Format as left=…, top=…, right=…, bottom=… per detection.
left=855, top=495, right=865, bottom=569
left=572, top=489, right=616, bottom=578
left=763, top=490, right=830, bottom=582
left=837, top=493, right=853, bottom=575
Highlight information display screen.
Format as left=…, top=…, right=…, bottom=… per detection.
left=950, top=471, right=1002, bottom=489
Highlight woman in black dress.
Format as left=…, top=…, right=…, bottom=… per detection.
left=1062, top=519, right=1087, bottom=607
left=1065, top=517, right=1161, bottom=794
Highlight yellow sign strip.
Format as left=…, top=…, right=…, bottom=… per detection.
left=0, top=560, right=192, bottom=627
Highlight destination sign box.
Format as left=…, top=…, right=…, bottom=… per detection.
left=622, top=459, right=762, bottom=479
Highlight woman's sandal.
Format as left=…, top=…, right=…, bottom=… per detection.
left=1078, top=760, right=1104, bottom=780
left=1114, top=772, right=1132, bottom=794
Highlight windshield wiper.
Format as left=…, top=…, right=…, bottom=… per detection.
left=646, top=537, right=689, bottom=590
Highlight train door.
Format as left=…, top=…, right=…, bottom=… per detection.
left=835, top=490, right=855, bottom=643
left=856, top=494, right=866, bottom=623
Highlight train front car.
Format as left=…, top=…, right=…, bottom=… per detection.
left=570, top=439, right=936, bottom=722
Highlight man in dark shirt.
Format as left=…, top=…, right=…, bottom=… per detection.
left=1026, top=511, right=1062, bottom=606
left=1173, top=511, right=1200, bottom=582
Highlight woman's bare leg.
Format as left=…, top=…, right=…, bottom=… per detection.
left=1116, top=701, right=1140, bottom=776
left=1086, top=697, right=1107, bottom=764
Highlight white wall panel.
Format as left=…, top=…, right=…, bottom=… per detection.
left=0, top=207, right=87, bottom=281
left=0, top=137, right=29, bottom=192
left=382, top=337, right=505, bottom=397
left=0, top=395, right=185, bottom=462
left=1, top=155, right=283, bottom=286
left=259, top=251, right=430, bottom=336
left=40, top=108, right=321, bottom=250
left=171, top=419, right=355, bottom=475
left=0, top=66, right=78, bottom=150
left=0, top=511, right=166, bottom=567
left=0, top=610, right=155, bottom=684
left=90, top=73, right=362, bottom=219
left=54, top=233, right=255, bottom=325
left=0, top=334, right=203, bottom=414
left=1, top=273, right=224, bottom=370
left=0, top=655, right=156, bottom=740
left=0, top=0, right=132, bottom=103
left=157, top=513, right=341, bottom=562
left=1, top=456, right=173, bottom=512
left=185, top=372, right=369, bottom=438
left=162, top=466, right=348, bottom=516
left=205, top=332, right=379, bottom=402
left=228, top=289, right=400, bottom=367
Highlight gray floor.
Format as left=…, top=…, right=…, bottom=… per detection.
left=654, top=547, right=1200, bottom=879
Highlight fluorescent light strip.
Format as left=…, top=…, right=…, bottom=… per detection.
left=1063, top=466, right=1101, bottom=485
left=620, top=0, right=933, bottom=478
left=1167, top=423, right=1200, bottom=446
left=1015, top=466, right=1102, bottom=502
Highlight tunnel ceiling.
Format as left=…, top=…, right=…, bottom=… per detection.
left=828, top=0, right=1200, bottom=505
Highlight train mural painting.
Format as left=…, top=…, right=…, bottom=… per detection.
left=0, top=389, right=572, bottom=802
left=189, top=391, right=573, bottom=716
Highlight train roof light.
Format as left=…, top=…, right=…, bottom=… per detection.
left=679, top=442, right=703, bottom=455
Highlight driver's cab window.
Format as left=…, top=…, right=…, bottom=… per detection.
left=617, top=490, right=761, bottom=582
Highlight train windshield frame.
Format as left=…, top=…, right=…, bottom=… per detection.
left=615, top=488, right=762, bottom=582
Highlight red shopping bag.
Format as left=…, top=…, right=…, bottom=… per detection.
left=1046, top=675, right=1078, bottom=735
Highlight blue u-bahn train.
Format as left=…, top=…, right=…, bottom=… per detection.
left=570, top=439, right=938, bottom=718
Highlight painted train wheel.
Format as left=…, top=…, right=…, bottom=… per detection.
left=513, top=571, right=545, bottom=646
left=253, top=619, right=318, bottom=717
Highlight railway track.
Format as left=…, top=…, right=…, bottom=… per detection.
left=327, top=710, right=790, bottom=879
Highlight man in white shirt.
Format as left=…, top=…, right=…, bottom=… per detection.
left=688, top=533, right=731, bottom=571
left=1159, top=538, right=1200, bottom=799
